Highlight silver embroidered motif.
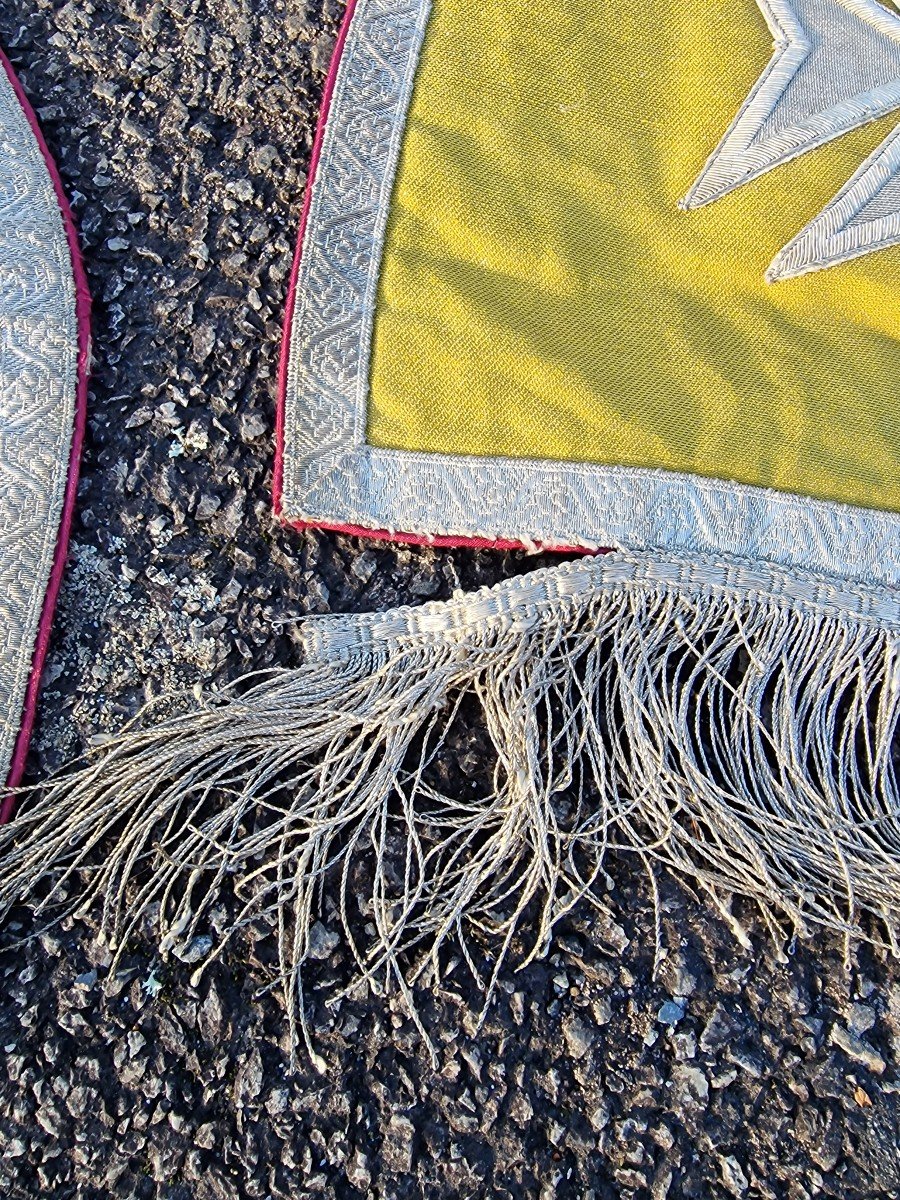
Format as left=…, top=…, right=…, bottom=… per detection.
left=683, top=0, right=900, bottom=278
left=769, top=119, right=900, bottom=277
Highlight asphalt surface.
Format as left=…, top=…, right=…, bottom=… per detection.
left=1, top=2, right=899, bottom=1196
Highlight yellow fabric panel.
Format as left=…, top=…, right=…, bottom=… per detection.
left=367, top=0, right=900, bottom=513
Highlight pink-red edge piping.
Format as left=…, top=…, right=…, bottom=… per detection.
left=0, top=48, right=91, bottom=822
left=273, top=1, right=583, bottom=555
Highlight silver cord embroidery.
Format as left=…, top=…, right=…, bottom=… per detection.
left=682, top=0, right=900, bottom=278
left=768, top=120, right=900, bottom=277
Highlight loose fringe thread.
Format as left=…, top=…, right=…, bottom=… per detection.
left=1, top=552, right=899, bottom=1063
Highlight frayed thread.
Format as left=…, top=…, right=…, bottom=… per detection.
left=1, top=551, right=899, bottom=1063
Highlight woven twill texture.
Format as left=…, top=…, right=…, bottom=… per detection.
left=368, top=0, right=900, bottom=512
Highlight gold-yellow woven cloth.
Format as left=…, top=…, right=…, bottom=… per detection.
left=368, top=0, right=900, bottom=512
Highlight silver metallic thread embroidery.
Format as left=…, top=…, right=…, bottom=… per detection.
left=683, top=0, right=900, bottom=279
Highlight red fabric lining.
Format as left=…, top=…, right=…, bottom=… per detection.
left=289, top=516, right=536, bottom=552
left=0, top=48, right=91, bottom=821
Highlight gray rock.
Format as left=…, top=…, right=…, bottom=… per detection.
left=721, top=1156, right=750, bottom=1195
left=830, top=1025, right=886, bottom=1074
left=564, top=1014, right=596, bottom=1057
left=728, top=1047, right=765, bottom=1079
left=510, top=992, right=526, bottom=1025
left=657, top=1000, right=686, bottom=1027
left=699, top=1003, right=734, bottom=1053
left=346, top=1150, right=372, bottom=1191
left=383, top=1114, right=416, bottom=1174
left=198, top=982, right=225, bottom=1043
left=671, top=1064, right=709, bottom=1107
left=239, top=410, right=268, bottom=442
left=847, top=1002, right=877, bottom=1037
left=35, top=1100, right=66, bottom=1138
left=509, top=1090, right=534, bottom=1126
left=307, top=921, right=340, bottom=961
left=195, top=1123, right=217, bottom=1151
left=173, top=934, right=213, bottom=964
left=651, top=1163, right=674, bottom=1200
left=195, top=492, right=221, bottom=520
left=234, top=1046, right=264, bottom=1107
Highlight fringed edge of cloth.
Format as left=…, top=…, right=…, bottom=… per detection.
left=2, top=550, right=899, bottom=1062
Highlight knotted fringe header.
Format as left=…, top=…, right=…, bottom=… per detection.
left=1, top=551, right=898, bottom=1060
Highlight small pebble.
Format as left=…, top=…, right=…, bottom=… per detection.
left=657, top=1001, right=686, bottom=1027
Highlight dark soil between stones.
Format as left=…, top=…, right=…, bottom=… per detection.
left=1, top=2, right=899, bottom=1197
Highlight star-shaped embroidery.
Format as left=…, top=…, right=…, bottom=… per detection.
left=681, top=0, right=900, bottom=280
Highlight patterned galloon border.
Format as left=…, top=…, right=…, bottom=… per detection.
left=0, top=49, right=89, bottom=814
left=302, top=549, right=900, bottom=661
left=277, top=0, right=900, bottom=589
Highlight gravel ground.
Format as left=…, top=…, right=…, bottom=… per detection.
left=1, top=2, right=899, bottom=1196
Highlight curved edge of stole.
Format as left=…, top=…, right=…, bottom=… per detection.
left=0, top=47, right=91, bottom=819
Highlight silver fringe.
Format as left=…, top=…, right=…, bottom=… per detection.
left=1, top=551, right=899, bottom=1061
